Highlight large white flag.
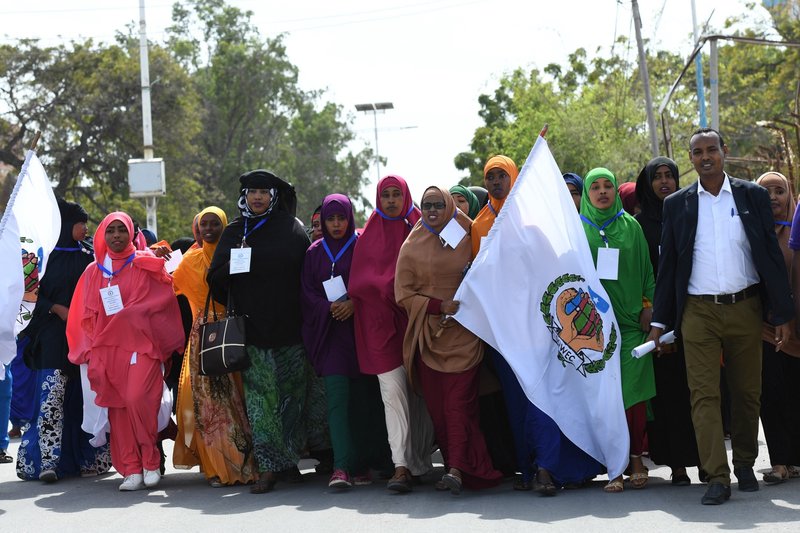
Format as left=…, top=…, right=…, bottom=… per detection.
left=0, top=150, right=61, bottom=370
left=453, top=136, right=629, bottom=478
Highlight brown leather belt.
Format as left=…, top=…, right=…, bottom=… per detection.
left=692, top=284, right=759, bottom=305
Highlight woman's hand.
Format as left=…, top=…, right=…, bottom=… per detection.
left=330, top=300, right=354, bottom=322
left=440, top=300, right=460, bottom=315
left=639, top=307, right=653, bottom=332
left=50, top=304, right=69, bottom=322
left=153, top=245, right=172, bottom=259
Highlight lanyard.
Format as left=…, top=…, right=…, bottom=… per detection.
left=321, top=233, right=357, bottom=278
left=96, top=253, right=135, bottom=282
left=580, top=210, right=624, bottom=246
left=54, top=246, right=82, bottom=252
left=776, top=220, right=792, bottom=227
left=375, top=205, right=415, bottom=228
left=488, top=201, right=498, bottom=216
left=242, top=217, right=268, bottom=245
left=420, top=210, right=457, bottom=239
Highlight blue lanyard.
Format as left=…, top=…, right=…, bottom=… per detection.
left=488, top=201, right=498, bottom=216
left=776, top=221, right=792, bottom=227
left=321, top=233, right=357, bottom=278
left=54, top=245, right=81, bottom=252
left=421, top=210, right=457, bottom=238
left=243, top=217, right=268, bottom=244
left=375, top=204, right=415, bottom=229
left=96, top=254, right=135, bottom=278
left=580, top=210, right=624, bottom=246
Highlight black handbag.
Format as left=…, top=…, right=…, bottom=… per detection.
left=198, top=287, right=250, bottom=376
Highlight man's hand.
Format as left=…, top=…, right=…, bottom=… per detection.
left=646, top=325, right=664, bottom=354
left=774, top=323, right=791, bottom=352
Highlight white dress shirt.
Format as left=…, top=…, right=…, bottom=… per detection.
left=687, top=174, right=760, bottom=295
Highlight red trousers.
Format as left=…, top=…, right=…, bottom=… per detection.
left=416, top=359, right=503, bottom=490
left=626, top=401, right=648, bottom=456
left=107, top=354, right=163, bottom=476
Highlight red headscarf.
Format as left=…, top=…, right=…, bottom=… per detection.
left=67, top=212, right=184, bottom=404
left=617, top=182, right=638, bottom=215
left=349, top=175, right=421, bottom=374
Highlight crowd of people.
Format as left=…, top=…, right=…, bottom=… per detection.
left=1, top=127, right=798, bottom=506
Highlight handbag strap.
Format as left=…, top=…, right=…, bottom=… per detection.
left=226, top=284, right=237, bottom=317
left=202, top=283, right=219, bottom=322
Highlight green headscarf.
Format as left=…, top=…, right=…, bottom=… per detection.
left=449, top=184, right=481, bottom=219
left=580, top=167, right=656, bottom=410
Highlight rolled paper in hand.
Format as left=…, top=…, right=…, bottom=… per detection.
left=631, top=330, right=676, bottom=359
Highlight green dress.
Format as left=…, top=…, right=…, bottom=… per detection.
left=580, top=168, right=656, bottom=409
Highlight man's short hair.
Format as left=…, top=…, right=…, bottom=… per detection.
left=690, top=127, right=726, bottom=149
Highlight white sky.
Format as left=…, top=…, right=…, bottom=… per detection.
left=0, top=0, right=771, bottom=207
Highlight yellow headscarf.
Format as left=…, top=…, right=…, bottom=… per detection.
left=470, top=155, right=519, bottom=257
left=172, top=206, right=228, bottom=318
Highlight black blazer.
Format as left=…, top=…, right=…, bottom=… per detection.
left=652, top=176, right=793, bottom=334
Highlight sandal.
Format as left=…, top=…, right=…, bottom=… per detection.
left=788, top=466, right=800, bottom=479
left=763, top=465, right=789, bottom=484
left=534, top=469, right=557, bottom=496
left=441, top=470, right=462, bottom=495
left=513, top=475, right=533, bottom=491
left=0, top=450, right=13, bottom=464
left=386, top=467, right=413, bottom=493
left=629, top=471, right=649, bottom=489
left=603, top=478, right=624, bottom=493
left=250, top=472, right=278, bottom=494
left=208, top=476, right=224, bottom=488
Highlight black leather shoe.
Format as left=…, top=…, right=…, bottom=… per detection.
left=701, top=482, right=731, bottom=505
left=734, top=467, right=759, bottom=492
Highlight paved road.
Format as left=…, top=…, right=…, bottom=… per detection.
left=1, top=430, right=799, bottom=532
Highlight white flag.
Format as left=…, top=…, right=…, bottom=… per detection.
left=453, top=137, right=629, bottom=478
left=0, top=150, right=61, bottom=369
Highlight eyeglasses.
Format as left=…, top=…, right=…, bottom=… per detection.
left=421, top=201, right=446, bottom=210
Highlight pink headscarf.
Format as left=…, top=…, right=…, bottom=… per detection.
left=349, top=175, right=421, bottom=374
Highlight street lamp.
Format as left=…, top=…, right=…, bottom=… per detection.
left=355, top=102, right=394, bottom=182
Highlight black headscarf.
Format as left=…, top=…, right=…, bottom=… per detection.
left=237, top=169, right=298, bottom=218
left=634, top=157, right=680, bottom=276
left=22, top=198, right=93, bottom=373
left=209, top=170, right=309, bottom=349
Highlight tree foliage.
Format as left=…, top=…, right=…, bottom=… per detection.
left=0, top=0, right=372, bottom=241
left=457, top=5, right=800, bottom=188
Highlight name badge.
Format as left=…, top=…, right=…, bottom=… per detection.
left=100, top=285, right=124, bottom=316
left=230, top=247, right=252, bottom=274
left=439, top=218, right=467, bottom=249
left=596, top=247, right=619, bottom=280
left=323, top=275, right=348, bottom=303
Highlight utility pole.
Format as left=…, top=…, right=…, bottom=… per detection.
left=138, top=0, right=157, bottom=235
left=690, top=0, right=708, bottom=127
left=632, top=0, right=659, bottom=157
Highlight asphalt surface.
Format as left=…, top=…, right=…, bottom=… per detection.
left=1, top=427, right=799, bottom=532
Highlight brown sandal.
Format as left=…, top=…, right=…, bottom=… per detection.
left=387, top=467, right=413, bottom=493
left=250, top=472, right=278, bottom=494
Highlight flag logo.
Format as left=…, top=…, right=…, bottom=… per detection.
left=541, top=273, right=618, bottom=377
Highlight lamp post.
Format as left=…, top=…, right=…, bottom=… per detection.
left=355, top=102, right=394, bottom=182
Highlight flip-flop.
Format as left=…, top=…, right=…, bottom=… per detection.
left=0, top=451, right=13, bottom=464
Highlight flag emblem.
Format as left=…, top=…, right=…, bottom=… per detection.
left=541, top=274, right=618, bottom=377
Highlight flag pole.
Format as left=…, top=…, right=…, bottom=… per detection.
left=539, top=123, right=549, bottom=139
left=28, top=130, right=41, bottom=152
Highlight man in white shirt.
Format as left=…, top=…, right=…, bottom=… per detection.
left=648, top=128, right=793, bottom=505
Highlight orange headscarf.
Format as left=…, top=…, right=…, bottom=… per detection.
left=470, top=155, right=519, bottom=257
left=172, top=206, right=228, bottom=318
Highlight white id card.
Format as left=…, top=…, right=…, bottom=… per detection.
left=439, top=218, right=467, bottom=249
left=596, top=247, right=619, bottom=280
left=230, top=247, right=252, bottom=274
left=323, top=275, right=348, bottom=302
left=164, top=248, right=183, bottom=273
left=100, top=285, right=124, bottom=316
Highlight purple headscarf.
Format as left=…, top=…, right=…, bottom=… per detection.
left=300, top=193, right=360, bottom=377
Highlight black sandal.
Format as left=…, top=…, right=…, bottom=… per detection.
left=534, top=469, right=557, bottom=496
left=0, top=450, right=13, bottom=464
